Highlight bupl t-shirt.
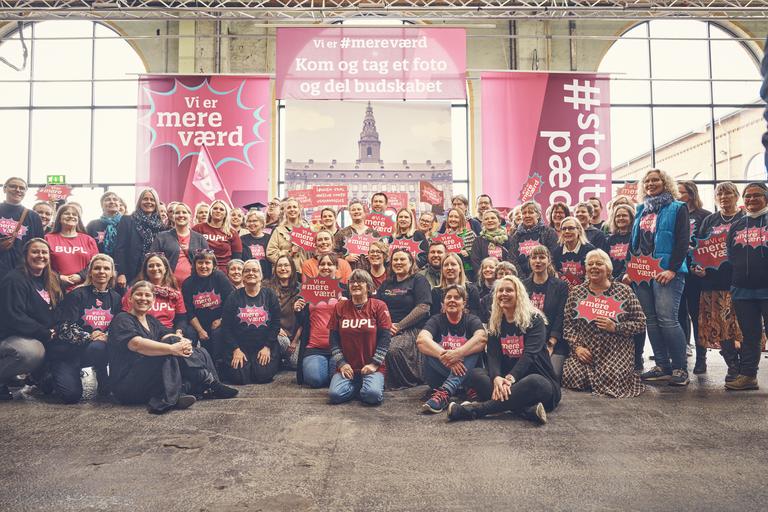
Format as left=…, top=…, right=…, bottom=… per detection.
left=329, top=298, right=391, bottom=373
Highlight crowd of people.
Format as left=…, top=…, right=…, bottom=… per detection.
left=1, top=170, right=767, bottom=422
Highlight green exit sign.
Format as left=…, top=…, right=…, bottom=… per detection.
left=46, top=175, right=66, bottom=185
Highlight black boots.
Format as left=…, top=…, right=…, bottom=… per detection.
left=720, top=340, right=741, bottom=383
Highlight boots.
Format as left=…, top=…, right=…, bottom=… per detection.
left=693, top=346, right=707, bottom=374
left=720, top=340, right=740, bottom=383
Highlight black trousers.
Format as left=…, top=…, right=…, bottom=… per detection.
left=223, top=343, right=280, bottom=385
left=113, top=347, right=216, bottom=413
left=465, top=367, right=560, bottom=413
left=733, top=299, right=768, bottom=378
left=47, top=341, right=109, bottom=404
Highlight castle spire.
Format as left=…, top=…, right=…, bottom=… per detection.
left=358, top=101, right=381, bottom=163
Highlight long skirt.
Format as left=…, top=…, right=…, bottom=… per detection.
left=698, top=290, right=745, bottom=350
left=384, top=327, right=423, bottom=390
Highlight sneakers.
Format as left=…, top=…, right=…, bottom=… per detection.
left=422, top=387, right=451, bottom=414
left=640, top=366, right=672, bottom=382
left=521, top=402, right=548, bottom=425
left=725, top=375, right=759, bottom=391
left=669, top=369, right=690, bottom=386
left=205, top=381, right=239, bottom=400
left=447, top=401, right=477, bottom=421
left=693, top=360, right=707, bottom=375
left=686, top=345, right=693, bottom=357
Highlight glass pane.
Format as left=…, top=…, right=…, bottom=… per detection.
left=67, top=186, right=106, bottom=226
left=713, top=107, right=765, bottom=182
left=652, top=107, right=713, bottom=180
left=0, top=82, right=30, bottom=107
left=609, top=107, right=652, bottom=181
left=0, top=26, right=32, bottom=81
left=33, top=81, right=91, bottom=106
left=607, top=79, right=650, bottom=105
left=33, top=21, right=93, bottom=81
left=94, top=80, right=139, bottom=106
left=451, top=105, right=468, bottom=180
left=712, top=80, right=761, bottom=106
left=93, top=24, right=146, bottom=80
left=694, top=183, right=715, bottom=212
left=93, top=109, right=138, bottom=184
left=30, top=109, right=91, bottom=184
left=652, top=80, right=710, bottom=106
left=0, top=110, right=29, bottom=181
left=649, top=20, right=709, bottom=80
left=710, top=25, right=760, bottom=80
left=598, top=22, right=650, bottom=79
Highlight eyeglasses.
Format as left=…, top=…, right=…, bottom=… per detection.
left=193, top=249, right=215, bottom=256
left=5, top=184, right=26, bottom=191
left=242, top=268, right=260, bottom=274
left=561, top=226, right=578, bottom=232
left=368, top=250, right=384, bottom=255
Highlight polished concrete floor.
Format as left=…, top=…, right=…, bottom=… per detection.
left=1, top=353, right=768, bottom=512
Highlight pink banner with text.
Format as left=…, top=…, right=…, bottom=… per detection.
left=276, top=27, right=466, bottom=100
left=481, top=72, right=612, bottom=212
left=136, top=75, right=271, bottom=207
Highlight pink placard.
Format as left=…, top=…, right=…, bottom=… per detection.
left=481, top=72, right=611, bottom=214
left=136, top=75, right=271, bottom=206
left=288, top=188, right=315, bottom=208
left=313, top=185, right=349, bottom=207
left=276, top=27, right=466, bottom=100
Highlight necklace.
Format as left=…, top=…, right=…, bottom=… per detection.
left=719, top=210, right=737, bottom=222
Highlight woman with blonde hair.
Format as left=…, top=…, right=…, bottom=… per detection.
left=388, top=208, right=428, bottom=268
left=627, top=168, right=691, bottom=386
left=443, top=207, right=476, bottom=279
left=193, top=199, right=243, bottom=272
left=267, top=197, right=309, bottom=275
left=429, top=252, right=481, bottom=317
left=552, top=216, right=595, bottom=287
left=449, top=275, right=560, bottom=424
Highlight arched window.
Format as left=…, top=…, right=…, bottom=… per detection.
left=0, top=20, right=146, bottom=218
left=599, top=20, right=762, bottom=208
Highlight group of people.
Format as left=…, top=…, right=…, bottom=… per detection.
left=1, top=169, right=767, bottom=423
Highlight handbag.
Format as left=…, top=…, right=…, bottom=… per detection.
left=0, top=209, right=29, bottom=252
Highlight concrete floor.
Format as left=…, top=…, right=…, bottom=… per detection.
left=1, top=354, right=768, bottom=512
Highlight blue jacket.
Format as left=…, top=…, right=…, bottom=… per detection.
left=631, top=201, right=688, bottom=273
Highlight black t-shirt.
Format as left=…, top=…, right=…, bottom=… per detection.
left=422, top=312, right=484, bottom=351
left=241, top=233, right=273, bottom=279
left=523, top=276, right=569, bottom=355
left=108, top=312, right=171, bottom=386
left=553, top=243, right=595, bottom=287
left=486, top=315, right=560, bottom=401
left=182, top=270, right=234, bottom=332
left=57, top=286, right=122, bottom=333
left=606, top=232, right=631, bottom=280
left=375, top=273, right=432, bottom=327
left=221, top=287, right=281, bottom=351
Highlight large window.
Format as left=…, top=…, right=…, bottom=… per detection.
left=0, top=20, right=145, bottom=220
left=599, top=20, right=764, bottom=209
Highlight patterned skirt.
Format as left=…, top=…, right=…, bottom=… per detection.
left=698, top=290, right=743, bottom=350
left=384, top=327, right=423, bottom=390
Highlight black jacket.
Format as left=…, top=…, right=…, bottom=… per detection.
left=727, top=212, right=768, bottom=291
left=150, top=230, right=209, bottom=271
left=114, top=215, right=153, bottom=283
left=509, top=225, right=559, bottom=279
left=0, top=203, right=44, bottom=281
left=470, top=235, right=511, bottom=271
left=0, top=270, right=55, bottom=342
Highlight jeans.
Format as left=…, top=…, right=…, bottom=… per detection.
left=278, top=335, right=299, bottom=370
left=633, top=273, right=687, bottom=372
left=550, top=354, right=566, bottom=382
left=47, top=341, right=109, bottom=404
left=423, top=354, right=479, bottom=395
left=328, top=371, right=385, bottom=405
left=0, top=336, right=45, bottom=384
left=733, top=299, right=768, bottom=378
left=302, top=354, right=334, bottom=388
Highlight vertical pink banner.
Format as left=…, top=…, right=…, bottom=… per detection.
left=481, top=72, right=612, bottom=213
left=276, top=27, right=466, bottom=100
left=136, top=75, right=271, bottom=207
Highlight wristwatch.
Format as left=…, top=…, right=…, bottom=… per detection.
left=504, top=374, right=516, bottom=385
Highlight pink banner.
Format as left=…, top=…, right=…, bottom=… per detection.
left=136, top=75, right=271, bottom=207
left=481, top=72, right=611, bottom=213
left=276, top=27, right=466, bottom=100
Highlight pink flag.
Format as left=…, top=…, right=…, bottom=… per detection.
left=182, top=145, right=232, bottom=206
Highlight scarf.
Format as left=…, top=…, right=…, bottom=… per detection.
left=99, top=213, right=122, bottom=254
left=746, top=206, right=768, bottom=219
left=480, top=227, right=508, bottom=245
left=643, top=191, right=674, bottom=214
left=133, top=209, right=164, bottom=255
